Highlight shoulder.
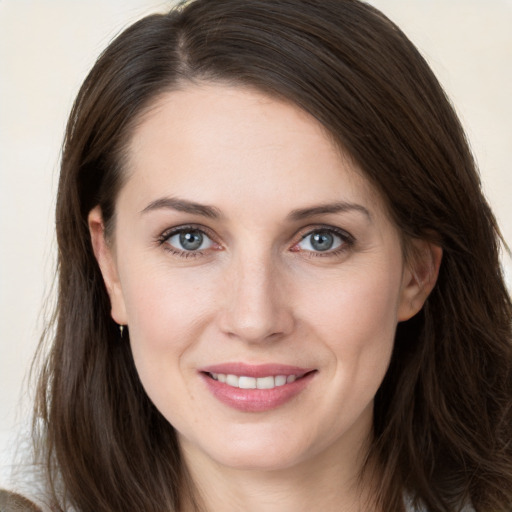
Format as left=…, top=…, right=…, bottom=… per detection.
left=0, top=489, right=42, bottom=512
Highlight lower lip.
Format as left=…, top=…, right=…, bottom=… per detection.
left=201, top=372, right=316, bottom=413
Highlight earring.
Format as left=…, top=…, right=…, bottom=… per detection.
left=119, top=324, right=125, bottom=338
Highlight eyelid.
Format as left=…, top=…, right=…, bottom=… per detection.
left=158, top=223, right=216, bottom=240
left=156, top=224, right=222, bottom=254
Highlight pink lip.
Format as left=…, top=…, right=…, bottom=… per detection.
left=200, top=362, right=313, bottom=378
left=199, top=363, right=316, bottom=413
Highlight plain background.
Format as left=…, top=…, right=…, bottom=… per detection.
left=1, top=0, right=511, bottom=488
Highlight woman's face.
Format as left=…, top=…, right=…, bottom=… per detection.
left=90, top=84, right=431, bottom=474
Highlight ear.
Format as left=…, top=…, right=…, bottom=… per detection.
left=88, top=206, right=128, bottom=325
left=397, top=239, right=442, bottom=322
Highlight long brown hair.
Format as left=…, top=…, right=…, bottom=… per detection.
left=33, top=1, right=512, bottom=510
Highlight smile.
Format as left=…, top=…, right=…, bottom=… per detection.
left=208, top=373, right=298, bottom=389
left=200, top=364, right=316, bottom=412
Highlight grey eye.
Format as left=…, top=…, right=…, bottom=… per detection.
left=167, top=229, right=213, bottom=251
left=298, top=230, right=343, bottom=252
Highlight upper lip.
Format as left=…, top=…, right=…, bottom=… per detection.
left=199, top=363, right=315, bottom=378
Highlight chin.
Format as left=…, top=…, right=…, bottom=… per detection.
left=213, top=449, right=309, bottom=473
left=181, top=425, right=329, bottom=473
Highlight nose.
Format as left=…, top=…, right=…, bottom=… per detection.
left=218, top=252, right=295, bottom=344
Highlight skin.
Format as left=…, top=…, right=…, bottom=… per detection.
left=89, top=84, right=441, bottom=511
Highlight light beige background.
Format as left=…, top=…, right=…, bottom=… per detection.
left=1, top=0, right=511, bottom=487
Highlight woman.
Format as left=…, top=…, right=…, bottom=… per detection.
left=22, top=0, right=512, bottom=510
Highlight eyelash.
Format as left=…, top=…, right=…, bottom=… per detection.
left=293, top=226, right=355, bottom=258
left=156, top=224, right=219, bottom=258
left=156, top=224, right=355, bottom=259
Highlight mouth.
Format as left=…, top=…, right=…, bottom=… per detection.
left=205, top=371, right=311, bottom=389
left=199, top=364, right=317, bottom=412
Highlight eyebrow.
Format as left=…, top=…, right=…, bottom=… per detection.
left=287, top=202, right=372, bottom=222
left=141, top=197, right=222, bottom=218
left=141, top=197, right=371, bottom=222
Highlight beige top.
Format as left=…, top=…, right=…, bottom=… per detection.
left=0, top=490, right=42, bottom=512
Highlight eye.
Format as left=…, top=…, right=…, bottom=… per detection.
left=164, top=228, right=215, bottom=252
left=294, top=228, right=353, bottom=254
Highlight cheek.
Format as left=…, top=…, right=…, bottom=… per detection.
left=306, top=264, right=402, bottom=341
left=118, top=263, right=218, bottom=372
left=117, top=266, right=220, bottom=428
left=300, top=263, right=403, bottom=393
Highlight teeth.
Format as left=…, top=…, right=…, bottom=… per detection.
left=210, top=373, right=300, bottom=389
left=239, top=376, right=256, bottom=389
left=275, top=375, right=287, bottom=386
left=226, top=374, right=239, bottom=387
left=256, top=376, right=275, bottom=389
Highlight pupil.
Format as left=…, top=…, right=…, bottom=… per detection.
left=180, top=231, right=203, bottom=250
left=311, top=232, right=333, bottom=251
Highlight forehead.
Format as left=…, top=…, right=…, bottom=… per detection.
left=122, top=83, right=385, bottom=215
